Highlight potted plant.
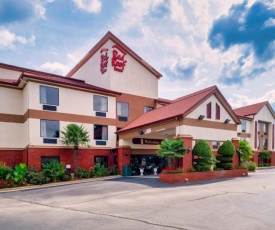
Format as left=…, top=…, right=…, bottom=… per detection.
left=139, top=164, right=145, bottom=176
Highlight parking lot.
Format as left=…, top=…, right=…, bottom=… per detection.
left=1, top=169, right=275, bottom=230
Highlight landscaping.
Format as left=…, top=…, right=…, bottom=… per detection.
left=0, top=161, right=119, bottom=189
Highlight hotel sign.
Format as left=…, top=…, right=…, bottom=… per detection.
left=132, top=138, right=163, bottom=145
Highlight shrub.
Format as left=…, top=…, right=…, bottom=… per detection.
left=61, top=174, right=71, bottom=181
left=0, top=162, right=13, bottom=181
left=259, top=151, right=271, bottom=159
left=13, top=163, right=29, bottom=185
left=242, top=162, right=256, bottom=172
left=162, top=168, right=183, bottom=174
left=258, top=163, right=264, bottom=167
left=217, top=140, right=236, bottom=170
left=76, top=167, right=89, bottom=179
left=189, top=166, right=196, bottom=172
left=27, top=172, right=50, bottom=185
left=239, top=140, right=253, bottom=162
left=42, top=161, right=65, bottom=182
left=192, top=140, right=213, bottom=171
left=94, top=163, right=108, bottom=177
left=108, top=167, right=120, bottom=175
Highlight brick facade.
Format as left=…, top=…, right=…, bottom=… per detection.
left=117, top=146, right=131, bottom=174
left=0, top=150, right=23, bottom=166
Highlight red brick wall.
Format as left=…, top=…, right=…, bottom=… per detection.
left=0, top=150, right=23, bottom=167
left=253, top=151, right=260, bottom=166
left=27, top=148, right=113, bottom=171
left=231, top=138, right=240, bottom=168
left=271, top=151, right=275, bottom=166
left=117, top=147, right=130, bottom=174
left=180, top=136, right=193, bottom=171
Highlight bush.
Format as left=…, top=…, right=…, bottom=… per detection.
left=42, top=161, right=65, bottom=182
left=0, top=162, right=13, bottom=181
left=189, top=166, right=196, bottom=172
left=94, top=163, right=108, bottom=177
left=61, top=174, right=72, bottom=181
left=217, top=140, right=236, bottom=170
left=242, top=162, right=256, bottom=172
left=162, top=168, right=183, bottom=174
left=239, top=140, right=253, bottom=162
left=108, top=167, right=120, bottom=175
left=13, top=163, right=29, bottom=185
left=76, top=167, right=89, bottom=179
left=259, top=151, right=271, bottom=159
left=192, top=140, right=213, bottom=171
left=27, top=172, right=50, bottom=185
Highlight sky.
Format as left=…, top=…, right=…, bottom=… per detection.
left=1, top=0, right=275, bottom=109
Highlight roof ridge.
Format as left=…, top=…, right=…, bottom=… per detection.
left=233, top=101, right=267, bottom=111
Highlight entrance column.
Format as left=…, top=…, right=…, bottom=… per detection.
left=178, top=135, right=193, bottom=171
left=253, top=151, right=259, bottom=166
left=117, top=146, right=131, bottom=175
left=231, top=138, right=240, bottom=168
left=271, top=151, right=275, bottom=166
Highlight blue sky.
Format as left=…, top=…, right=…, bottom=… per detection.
left=1, top=0, right=275, bottom=109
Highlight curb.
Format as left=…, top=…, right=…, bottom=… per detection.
left=0, top=175, right=122, bottom=193
left=256, top=166, right=275, bottom=170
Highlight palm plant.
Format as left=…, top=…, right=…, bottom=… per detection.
left=61, top=124, right=90, bottom=172
left=157, top=138, right=186, bottom=169
left=238, top=140, right=253, bottom=162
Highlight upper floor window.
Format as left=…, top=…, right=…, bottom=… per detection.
left=206, top=102, right=211, bottom=119
left=264, top=139, right=268, bottom=150
left=117, top=102, right=129, bottom=117
left=263, top=124, right=268, bottom=135
left=216, top=103, right=220, bottom=120
left=144, top=106, right=154, bottom=113
left=93, top=95, right=108, bottom=112
left=40, top=120, right=59, bottom=138
left=241, top=120, right=247, bottom=133
left=212, top=141, right=219, bottom=149
left=94, top=125, right=108, bottom=140
left=40, top=86, right=59, bottom=106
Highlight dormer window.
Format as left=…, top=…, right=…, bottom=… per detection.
left=216, top=103, right=220, bottom=120
left=207, top=102, right=211, bottom=119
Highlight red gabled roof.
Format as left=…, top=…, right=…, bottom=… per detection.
left=66, top=31, right=162, bottom=79
left=233, top=101, right=275, bottom=118
left=118, top=85, right=240, bottom=133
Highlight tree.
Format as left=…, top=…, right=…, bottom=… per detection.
left=61, top=124, right=90, bottom=172
left=192, top=140, right=215, bottom=171
left=157, top=139, right=186, bottom=169
left=216, top=140, right=236, bottom=170
left=238, top=140, right=253, bottom=162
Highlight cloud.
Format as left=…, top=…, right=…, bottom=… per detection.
left=39, top=62, right=70, bottom=75
left=0, top=0, right=34, bottom=23
left=208, top=1, right=275, bottom=63
left=72, top=0, right=101, bottom=13
left=164, top=57, right=198, bottom=81
left=0, top=28, right=36, bottom=49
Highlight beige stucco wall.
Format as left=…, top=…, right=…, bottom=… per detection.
left=71, top=40, right=158, bottom=99
left=0, top=122, right=24, bottom=148
left=119, top=139, right=158, bottom=149
left=28, top=81, right=116, bottom=118
left=237, top=119, right=251, bottom=133
left=187, top=95, right=235, bottom=124
left=29, top=119, right=117, bottom=148
left=0, top=68, right=21, bottom=80
left=0, top=87, right=23, bottom=115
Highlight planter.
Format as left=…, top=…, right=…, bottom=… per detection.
left=159, top=169, right=248, bottom=184
left=140, top=168, right=144, bottom=176
left=153, top=167, right=158, bottom=175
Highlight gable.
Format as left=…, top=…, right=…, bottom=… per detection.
left=187, top=94, right=237, bottom=124
left=254, top=104, right=275, bottom=122
left=0, top=67, right=21, bottom=80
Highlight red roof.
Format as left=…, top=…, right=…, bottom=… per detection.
left=118, top=85, right=240, bottom=133
left=66, top=31, right=162, bottom=79
left=233, top=101, right=275, bottom=118
left=0, top=72, right=122, bottom=96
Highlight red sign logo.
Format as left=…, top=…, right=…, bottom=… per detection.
left=100, top=48, right=109, bottom=74
left=112, top=45, right=127, bottom=72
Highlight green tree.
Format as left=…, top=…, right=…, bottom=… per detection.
left=217, top=140, right=236, bottom=170
left=61, top=124, right=90, bottom=172
left=238, top=140, right=253, bottom=162
left=192, top=140, right=215, bottom=171
left=157, top=139, right=186, bottom=169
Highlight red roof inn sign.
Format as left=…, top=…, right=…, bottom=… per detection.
left=100, top=44, right=127, bottom=74
left=132, top=138, right=163, bottom=145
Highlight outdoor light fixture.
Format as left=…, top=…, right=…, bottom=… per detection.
left=224, top=119, right=231, bottom=124
left=198, top=115, right=205, bottom=120
left=125, top=152, right=129, bottom=156
left=138, top=130, right=144, bottom=135
left=187, top=147, right=192, bottom=153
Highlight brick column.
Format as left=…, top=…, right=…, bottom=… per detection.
left=271, top=151, right=275, bottom=166
left=253, top=151, right=259, bottom=166
left=231, top=138, right=240, bottom=168
left=178, top=135, right=193, bottom=171
left=117, top=146, right=131, bottom=175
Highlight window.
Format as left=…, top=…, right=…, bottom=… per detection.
left=40, top=120, right=59, bottom=138
left=206, top=102, right=211, bottom=119
left=94, top=125, right=108, bottom=140
left=41, top=156, right=60, bottom=170
left=257, top=138, right=260, bottom=150
left=264, top=139, right=268, bottom=150
left=40, top=85, right=59, bottom=106
left=241, top=120, right=246, bottom=133
left=216, top=103, right=220, bottom=120
left=212, top=141, right=219, bottom=149
left=258, top=122, right=260, bottom=134
left=93, top=95, right=108, bottom=112
left=263, top=124, right=268, bottom=135
left=117, top=102, right=129, bottom=117
left=94, top=156, right=108, bottom=168
left=144, top=106, right=154, bottom=113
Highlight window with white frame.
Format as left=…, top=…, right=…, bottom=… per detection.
left=212, top=141, right=219, bottom=149
left=263, top=123, right=268, bottom=135
left=94, top=125, right=108, bottom=140
left=40, top=85, right=59, bottom=106
left=40, top=120, right=59, bottom=138
left=264, top=139, right=268, bottom=150
left=93, top=95, right=108, bottom=112
left=117, top=102, right=129, bottom=117
left=241, top=119, right=246, bottom=132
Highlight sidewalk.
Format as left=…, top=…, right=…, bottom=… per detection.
left=0, top=175, right=122, bottom=193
